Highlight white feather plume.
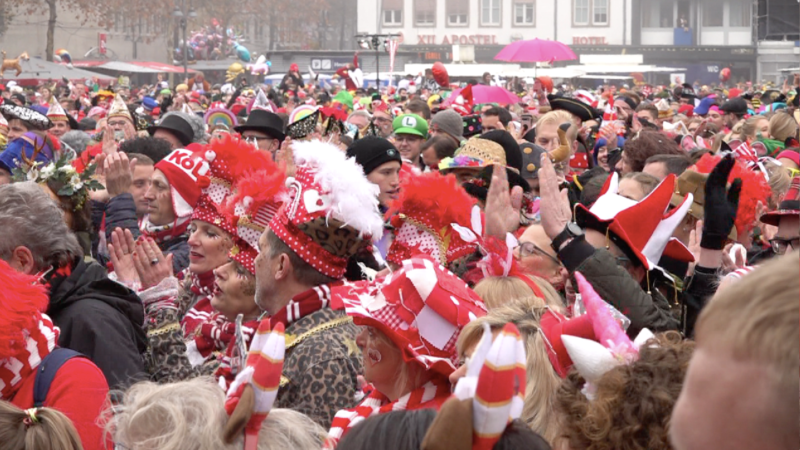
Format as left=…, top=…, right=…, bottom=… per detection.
left=291, top=140, right=384, bottom=239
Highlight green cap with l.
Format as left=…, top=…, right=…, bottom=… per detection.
left=392, top=113, right=428, bottom=138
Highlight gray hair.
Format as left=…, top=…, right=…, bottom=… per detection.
left=60, top=130, right=92, bottom=155
left=106, top=377, right=325, bottom=450
left=0, top=182, right=83, bottom=270
left=162, top=111, right=207, bottom=144
left=347, top=110, right=372, bottom=122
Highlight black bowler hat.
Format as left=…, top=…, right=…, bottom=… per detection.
left=147, top=114, right=195, bottom=147
left=233, top=109, right=286, bottom=142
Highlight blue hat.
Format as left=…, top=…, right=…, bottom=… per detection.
left=694, top=96, right=718, bottom=116
left=142, top=96, right=159, bottom=111
left=29, top=104, right=49, bottom=116
left=0, top=132, right=55, bottom=173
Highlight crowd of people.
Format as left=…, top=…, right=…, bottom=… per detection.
left=0, top=63, right=797, bottom=450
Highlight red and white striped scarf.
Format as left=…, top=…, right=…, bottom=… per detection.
left=325, top=378, right=452, bottom=448
left=268, top=282, right=345, bottom=329
left=180, top=270, right=216, bottom=339
left=0, top=314, right=59, bottom=400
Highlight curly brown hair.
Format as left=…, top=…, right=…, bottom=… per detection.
left=554, top=331, right=694, bottom=450
left=622, top=130, right=684, bottom=173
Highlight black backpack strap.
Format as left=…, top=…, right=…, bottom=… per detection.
left=33, top=348, right=84, bottom=407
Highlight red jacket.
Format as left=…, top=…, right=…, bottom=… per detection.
left=10, top=358, right=111, bottom=450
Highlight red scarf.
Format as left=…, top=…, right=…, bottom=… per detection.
left=140, top=216, right=191, bottom=244
left=181, top=270, right=216, bottom=339
left=325, top=378, right=452, bottom=447
left=1, top=314, right=59, bottom=400
left=185, top=312, right=258, bottom=384
left=268, top=282, right=345, bottom=329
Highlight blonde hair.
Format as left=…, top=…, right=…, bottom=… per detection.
left=456, top=298, right=564, bottom=444
left=106, top=378, right=325, bottom=450
left=740, top=115, right=768, bottom=141
left=762, top=159, right=791, bottom=208
left=537, top=110, right=578, bottom=143
left=696, top=250, right=799, bottom=391
left=0, top=402, right=83, bottom=450
left=769, top=112, right=799, bottom=142
left=473, top=275, right=564, bottom=311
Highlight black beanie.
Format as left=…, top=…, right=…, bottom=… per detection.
left=346, top=136, right=402, bottom=175
left=480, top=130, right=523, bottom=173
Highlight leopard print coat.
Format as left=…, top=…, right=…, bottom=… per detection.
left=275, top=307, right=364, bottom=429
left=142, top=277, right=219, bottom=382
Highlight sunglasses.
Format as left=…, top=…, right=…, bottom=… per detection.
left=769, top=237, right=799, bottom=255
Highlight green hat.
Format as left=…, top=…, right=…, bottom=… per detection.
left=333, top=90, right=354, bottom=111
left=392, top=114, right=428, bottom=138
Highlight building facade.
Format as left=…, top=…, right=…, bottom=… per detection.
left=357, top=0, right=762, bottom=83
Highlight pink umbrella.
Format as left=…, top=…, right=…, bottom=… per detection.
left=442, top=85, right=520, bottom=106
left=494, top=38, right=577, bottom=63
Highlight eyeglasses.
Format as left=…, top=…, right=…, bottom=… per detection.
left=107, top=120, right=129, bottom=128
left=769, top=237, right=799, bottom=255
left=517, top=241, right=561, bottom=266
left=244, top=135, right=275, bottom=147
left=786, top=167, right=800, bottom=178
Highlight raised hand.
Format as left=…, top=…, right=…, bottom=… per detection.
left=108, top=227, right=139, bottom=285
left=132, top=237, right=173, bottom=290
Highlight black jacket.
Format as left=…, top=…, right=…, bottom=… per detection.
left=558, top=237, right=679, bottom=337
left=681, top=266, right=720, bottom=338
left=47, top=258, right=147, bottom=389
left=90, top=194, right=190, bottom=275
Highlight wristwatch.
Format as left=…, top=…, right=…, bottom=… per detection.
left=551, top=222, right=584, bottom=252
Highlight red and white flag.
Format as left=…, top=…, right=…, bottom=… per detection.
left=387, top=39, right=399, bottom=86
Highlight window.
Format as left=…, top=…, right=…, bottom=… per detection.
left=702, top=1, right=723, bottom=26
left=593, top=0, right=608, bottom=24
left=574, top=0, right=607, bottom=26
left=383, top=0, right=403, bottom=26
left=574, top=0, right=590, bottom=25
left=514, top=0, right=535, bottom=26
left=446, top=0, right=469, bottom=25
left=729, top=0, right=750, bottom=27
left=481, top=0, right=501, bottom=25
left=414, top=0, right=435, bottom=26
left=642, top=0, right=674, bottom=28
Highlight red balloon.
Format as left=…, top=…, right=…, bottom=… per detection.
left=719, top=68, right=731, bottom=82
left=432, top=61, right=449, bottom=87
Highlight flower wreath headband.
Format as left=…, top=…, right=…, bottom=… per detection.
left=11, top=137, right=104, bottom=211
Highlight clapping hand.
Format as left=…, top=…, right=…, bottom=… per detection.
left=132, top=238, right=174, bottom=290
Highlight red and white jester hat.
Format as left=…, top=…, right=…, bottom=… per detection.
left=339, top=257, right=487, bottom=377
left=575, top=172, right=695, bottom=270
left=268, top=140, right=385, bottom=279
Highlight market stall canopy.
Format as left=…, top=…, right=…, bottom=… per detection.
left=403, top=64, right=521, bottom=78
left=0, top=58, right=115, bottom=86
left=73, top=60, right=198, bottom=74
left=566, top=64, right=687, bottom=74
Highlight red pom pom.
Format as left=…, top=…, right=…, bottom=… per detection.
left=693, top=154, right=771, bottom=237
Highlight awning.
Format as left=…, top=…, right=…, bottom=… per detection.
left=73, top=60, right=197, bottom=74
left=129, top=61, right=197, bottom=73
left=566, top=64, right=686, bottom=74
left=1, top=59, right=115, bottom=86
